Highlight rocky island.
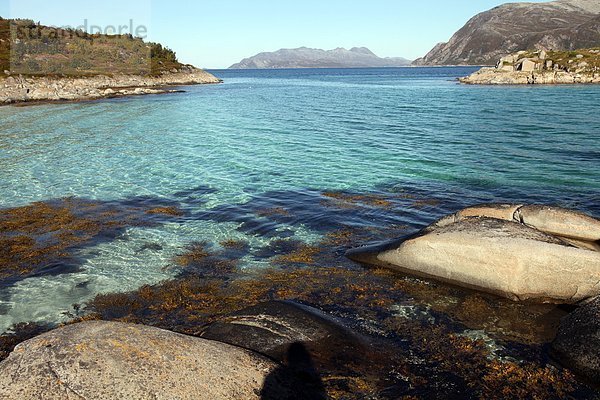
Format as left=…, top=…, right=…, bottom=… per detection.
left=0, top=18, right=220, bottom=105
left=230, top=47, right=411, bottom=69
left=460, top=49, right=600, bottom=84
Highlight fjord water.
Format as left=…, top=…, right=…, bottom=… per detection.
left=0, top=67, right=599, bottom=332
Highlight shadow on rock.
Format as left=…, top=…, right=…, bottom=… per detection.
left=260, top=342, right=326, bottom=400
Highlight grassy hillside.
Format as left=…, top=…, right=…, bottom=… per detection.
left=0, top=17, right=185, bottom=77
left=541, top=48, right=600, bottom=72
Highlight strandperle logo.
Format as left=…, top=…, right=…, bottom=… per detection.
left=12, top=19, right=149, bottom=39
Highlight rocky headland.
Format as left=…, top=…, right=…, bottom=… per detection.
left=413, top=0, right=600, bottom=66
left=460, top=49, right=600, bottom=84
left=0, top=66, right=221, bottom=105
left=0, top=18, right=221, bottom=105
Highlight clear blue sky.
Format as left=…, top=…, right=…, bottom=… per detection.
left=1, top=0, right=548, bottom=68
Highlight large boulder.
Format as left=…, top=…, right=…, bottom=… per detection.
left=552, top=297, right=600, bottom=383
left=348, top=209, right=600, bottom=303
left=0, top=321, right=282, bottom=400
left=518, top=59, right=538, bottom=72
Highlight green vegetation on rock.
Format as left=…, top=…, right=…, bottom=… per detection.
left=0, top=17, right=185, bottom=77
left=543, top=48, right=600, bottom=72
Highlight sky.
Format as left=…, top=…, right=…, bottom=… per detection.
left=1, top=0, right=549, bottom=69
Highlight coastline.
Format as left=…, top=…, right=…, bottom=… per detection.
left=459, top=49, right=600, bottom=85
left=0, top=66, right=222, bottom=106
left=460, top=67, right=600, bottom=85
left=224, top=65, right=485, bottom=70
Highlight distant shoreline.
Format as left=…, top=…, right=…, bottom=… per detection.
left=219, top=65, right=488, bottom=71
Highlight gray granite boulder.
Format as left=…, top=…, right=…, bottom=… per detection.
left=552, top=297, right=600, bottom=383
left=0, top=321, right=280, bottom=400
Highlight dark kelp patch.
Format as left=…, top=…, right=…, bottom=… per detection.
left=173, top=242, right=210, bottom=266
left=273, top=244, right=321, bottom=266
left=0, top=197, right=184, bottom=284
left=194, top=187, right=444, bottom=242
left=220, top=239, right=250, bottom=250
left=322, top=191, right=394, bottom=209
left=146, top=206, right=185, bottom=217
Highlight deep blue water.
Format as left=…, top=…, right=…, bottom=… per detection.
left=0, top=67, right=599, bottom=332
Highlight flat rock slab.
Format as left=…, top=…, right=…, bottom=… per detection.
left=552, top=297, right=600, bottom=384
left=0, top=321, right=280, bottom=400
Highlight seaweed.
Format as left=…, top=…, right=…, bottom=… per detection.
left=0, top=197, right=183, bottom=283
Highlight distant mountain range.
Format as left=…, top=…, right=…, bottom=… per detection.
left=413, top=0, right=600, bottom=66
left=229, top=47, right=412, bottom=69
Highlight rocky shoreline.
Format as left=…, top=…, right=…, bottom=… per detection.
left=0, top=202, right=599, bottom=398
left=460, top=68, right=600, bottom=85
left=460, top=49, right=600, bottom=85
left=0, top=66, right=222, bottom=105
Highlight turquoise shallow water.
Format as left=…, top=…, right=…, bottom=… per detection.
left=0, top=67, right=599, bottom=332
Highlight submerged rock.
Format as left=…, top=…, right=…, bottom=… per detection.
left=552, top=297, right=600, bottom=384
left=201, top=301, right=366, bottom=400
left=348, top=205, right=600, bottom=303
left=201, top=301, right=362, bottom=361
left=0, top=321, right=280, bottom=400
